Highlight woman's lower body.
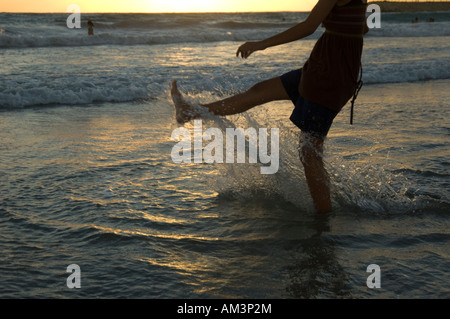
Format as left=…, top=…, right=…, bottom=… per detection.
left=171, top=68, right=337, bottom=213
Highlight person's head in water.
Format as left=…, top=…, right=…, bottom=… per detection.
left=88, top=20, right=94, bottom=35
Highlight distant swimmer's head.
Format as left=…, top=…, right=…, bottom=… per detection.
left=87, top=20, right=94, bottom=27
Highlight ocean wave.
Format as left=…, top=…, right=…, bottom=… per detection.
left=1, top=21, right=450, bottom=49
left=367, top=21, right=450, bottom=38
left=1, top=61, right=449, bottom=109
left=363, top=58, right=450, bottom=85
left=0, top=30, right=261, bottom=49
left=0, top=85, right=151, bottom=108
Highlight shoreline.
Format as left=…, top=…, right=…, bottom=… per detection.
left=371, top=1, right=450, bottom=12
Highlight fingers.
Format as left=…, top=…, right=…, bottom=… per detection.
left=236, top=43, right=253, bottom=59
left=236, top=48, right=252, bottom=59
left=237, top=50, right=250, bottom=59
left=236, top=47, right=245, bottom=58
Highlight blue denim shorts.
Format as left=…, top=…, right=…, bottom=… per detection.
left=280, top=69, right=338, bottom=138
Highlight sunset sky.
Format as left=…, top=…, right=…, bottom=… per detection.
left=1, top=0, right=320, bottom=13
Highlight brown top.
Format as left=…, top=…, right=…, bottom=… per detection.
left=299, top=0, right=367, bottom=113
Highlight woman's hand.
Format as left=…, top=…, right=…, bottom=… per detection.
left=235, top=0, right=338, bottom=57
left=236, top=41, right=265, bottom=59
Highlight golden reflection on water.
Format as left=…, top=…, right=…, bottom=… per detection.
left=91, top=224, right=220, bottom=242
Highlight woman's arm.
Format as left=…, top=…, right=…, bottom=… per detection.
left=237, top=0, right=338, bottom=59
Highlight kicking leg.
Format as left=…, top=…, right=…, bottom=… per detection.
left=201, top=77, right=290, bottom=116
left=171, top=77, right=289, bottom=123
left=299, top=134, right=332, bottom=214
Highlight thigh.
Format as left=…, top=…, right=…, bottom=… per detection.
left=249, top=76, right=291, bottom=103
left=280, top=69, right=302, bottom=104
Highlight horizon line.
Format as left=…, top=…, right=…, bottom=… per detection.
left=0, top=10, right=311, bottom=14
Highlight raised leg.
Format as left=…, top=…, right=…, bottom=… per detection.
left=201, top=77, right=290, bottom=115
left=171, top=77, right=289, bottom=123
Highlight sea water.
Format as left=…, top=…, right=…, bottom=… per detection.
left=0, top=11, right=449, bottom=298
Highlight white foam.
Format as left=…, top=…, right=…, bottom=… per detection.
left=362, top=58, right=450, bottom=85
left=0, top=85, right=150, bottom=108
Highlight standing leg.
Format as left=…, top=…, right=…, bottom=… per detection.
left=171, top=77, right=290, bottom=123
left=299, top=134, right=332, bottom=213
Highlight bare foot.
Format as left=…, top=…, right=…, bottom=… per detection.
left=171, top=80, right=196, bottom=124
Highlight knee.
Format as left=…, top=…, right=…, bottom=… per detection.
left=300, top=144, right=318, bottom=166
left=299, top=145, right=309, bottom=166
left=299, top=137, right=324, bottom=168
